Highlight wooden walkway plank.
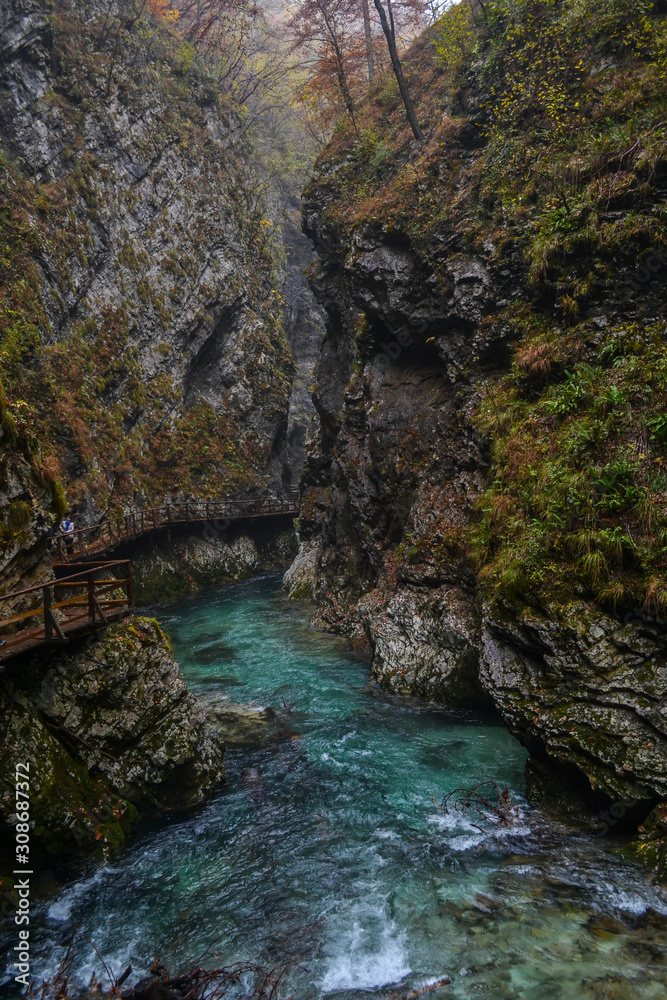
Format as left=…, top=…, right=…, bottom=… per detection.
left=0, top=492, right=300, bottom=665
left=52, top=494, right=299, bottom=563
left=0, top=560, right=134, bottom=665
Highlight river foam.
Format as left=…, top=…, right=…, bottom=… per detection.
left=7, top=574, right=667, bottom=1000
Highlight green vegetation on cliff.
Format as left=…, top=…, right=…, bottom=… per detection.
left=306, top=0, right=667, bottom=613
left=0, top=384, right=65, bottom=554
left=0, top=0, right=294, bottom=526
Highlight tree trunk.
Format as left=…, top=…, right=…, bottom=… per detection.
left=362, top=0, right=375, bottom=82
left=317, top=0, right=359, bottom=136
left=372, top=0, right=422, bottom=140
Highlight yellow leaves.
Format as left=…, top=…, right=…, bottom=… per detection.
left=146, top=0, right=180, bottom=23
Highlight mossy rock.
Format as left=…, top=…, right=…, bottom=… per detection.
left=0, top=617, right=224, bottom=862
left=0, top=695, right=136, bottom=860
left=28, top=618, right=226, bottom=812
left=628, top=803, right=667, bottom=881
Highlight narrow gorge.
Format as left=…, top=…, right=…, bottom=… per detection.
left=1, top=1, right=667, bottom=998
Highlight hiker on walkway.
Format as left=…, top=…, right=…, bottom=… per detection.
left=59, top=514, right=75, bottom=555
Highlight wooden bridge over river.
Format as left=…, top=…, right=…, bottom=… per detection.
left=0, top=493, right=300, bottom=665
left=51, top=494, right=300, bottom=563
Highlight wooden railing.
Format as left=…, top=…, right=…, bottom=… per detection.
left=0, top=561, right=133, bottom=662
left=53, top=492, right=300, bottom=562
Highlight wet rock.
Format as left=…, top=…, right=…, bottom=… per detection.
left=0, top=617, right=225, bottom=858
left=480, top=600, right=667, bottom=807
left=133, top=979, right=180, bottom=1000
left=241, top=766, right=264, bottom=786
left=472, top=894, right=502, bottom=915
left=0, top=691, right=136, bottom=858
left=132, top=529, right=297, bottom=605
left=192, top=643, right=236, bottom=665
left=627, top=803, right=667, bottom=881
left=133, top=979, right=157, bottom=996
left=28, top=618, right=225, bottom=812
left=204, top=696, right=273, bottom=745
left=283, top=537, right=321, bottom=600
left=361, top=585, right=489, bottom=706
left=524, top=755, right=612, bottom=830
left=587, top=914, right=628, bottom=937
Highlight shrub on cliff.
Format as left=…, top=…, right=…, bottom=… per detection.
left=304, top=0, right=667, bottom=614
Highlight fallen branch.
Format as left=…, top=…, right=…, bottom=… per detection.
left=441, top=780, right=520, bottom=829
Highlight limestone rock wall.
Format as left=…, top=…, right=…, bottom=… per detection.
left=0, top=0, right=303, bottom=591
left=290, top=4, right=667, bottom=840
left=0, top=618, right=225, bottom=858
left=293, top=202, right=667, bottom=824
left=131, top=521, right=297, bottom=604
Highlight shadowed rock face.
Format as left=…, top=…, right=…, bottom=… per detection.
left=280, top=199, right=326, bottom=493
left=289, top=101, right=667, bottom=839
left=131, top=523, right=297, bottom=604
left=0, top=618, right=225, bottom=857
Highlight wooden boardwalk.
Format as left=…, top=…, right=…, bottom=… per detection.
left=0, top=492, right=300, bottom=664
left=53, top=494, right=300, bottom=562
left=0, top=560, right=133, bottom=664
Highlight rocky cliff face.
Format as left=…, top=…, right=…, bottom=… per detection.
left=0, top=618, right=225, bottom=858
left=0, top=387, right=61, bottom=602
left=0, top=0, right=327, bottom=869
left=132, top=519, right=297, bottom=604
left=280, top=198, right=326, bottom=492
left=288, top=0, right=667, bottom=862
left=0, top=0, right=304, bottom=593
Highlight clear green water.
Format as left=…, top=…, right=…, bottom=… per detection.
left=17, top=575, right=667, bottom=998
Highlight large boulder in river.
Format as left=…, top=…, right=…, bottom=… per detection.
left=29, top=619, right=226, bottom=811
left=0, top=618, right=225, bottom=858
left=480, top=599, right=667, bottom=813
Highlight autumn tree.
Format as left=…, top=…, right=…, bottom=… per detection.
left=361, top=0, right=375, bottom=80
left=175, top=0, right=257, bottom=46
left=287, top=0, right=434, bottom=142
left=288, top=0, right=368, bottom=135
left=372, top=0, right=422, bottom=139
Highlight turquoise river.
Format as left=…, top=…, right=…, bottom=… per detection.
left=8, top=574, right=667, bottom=998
